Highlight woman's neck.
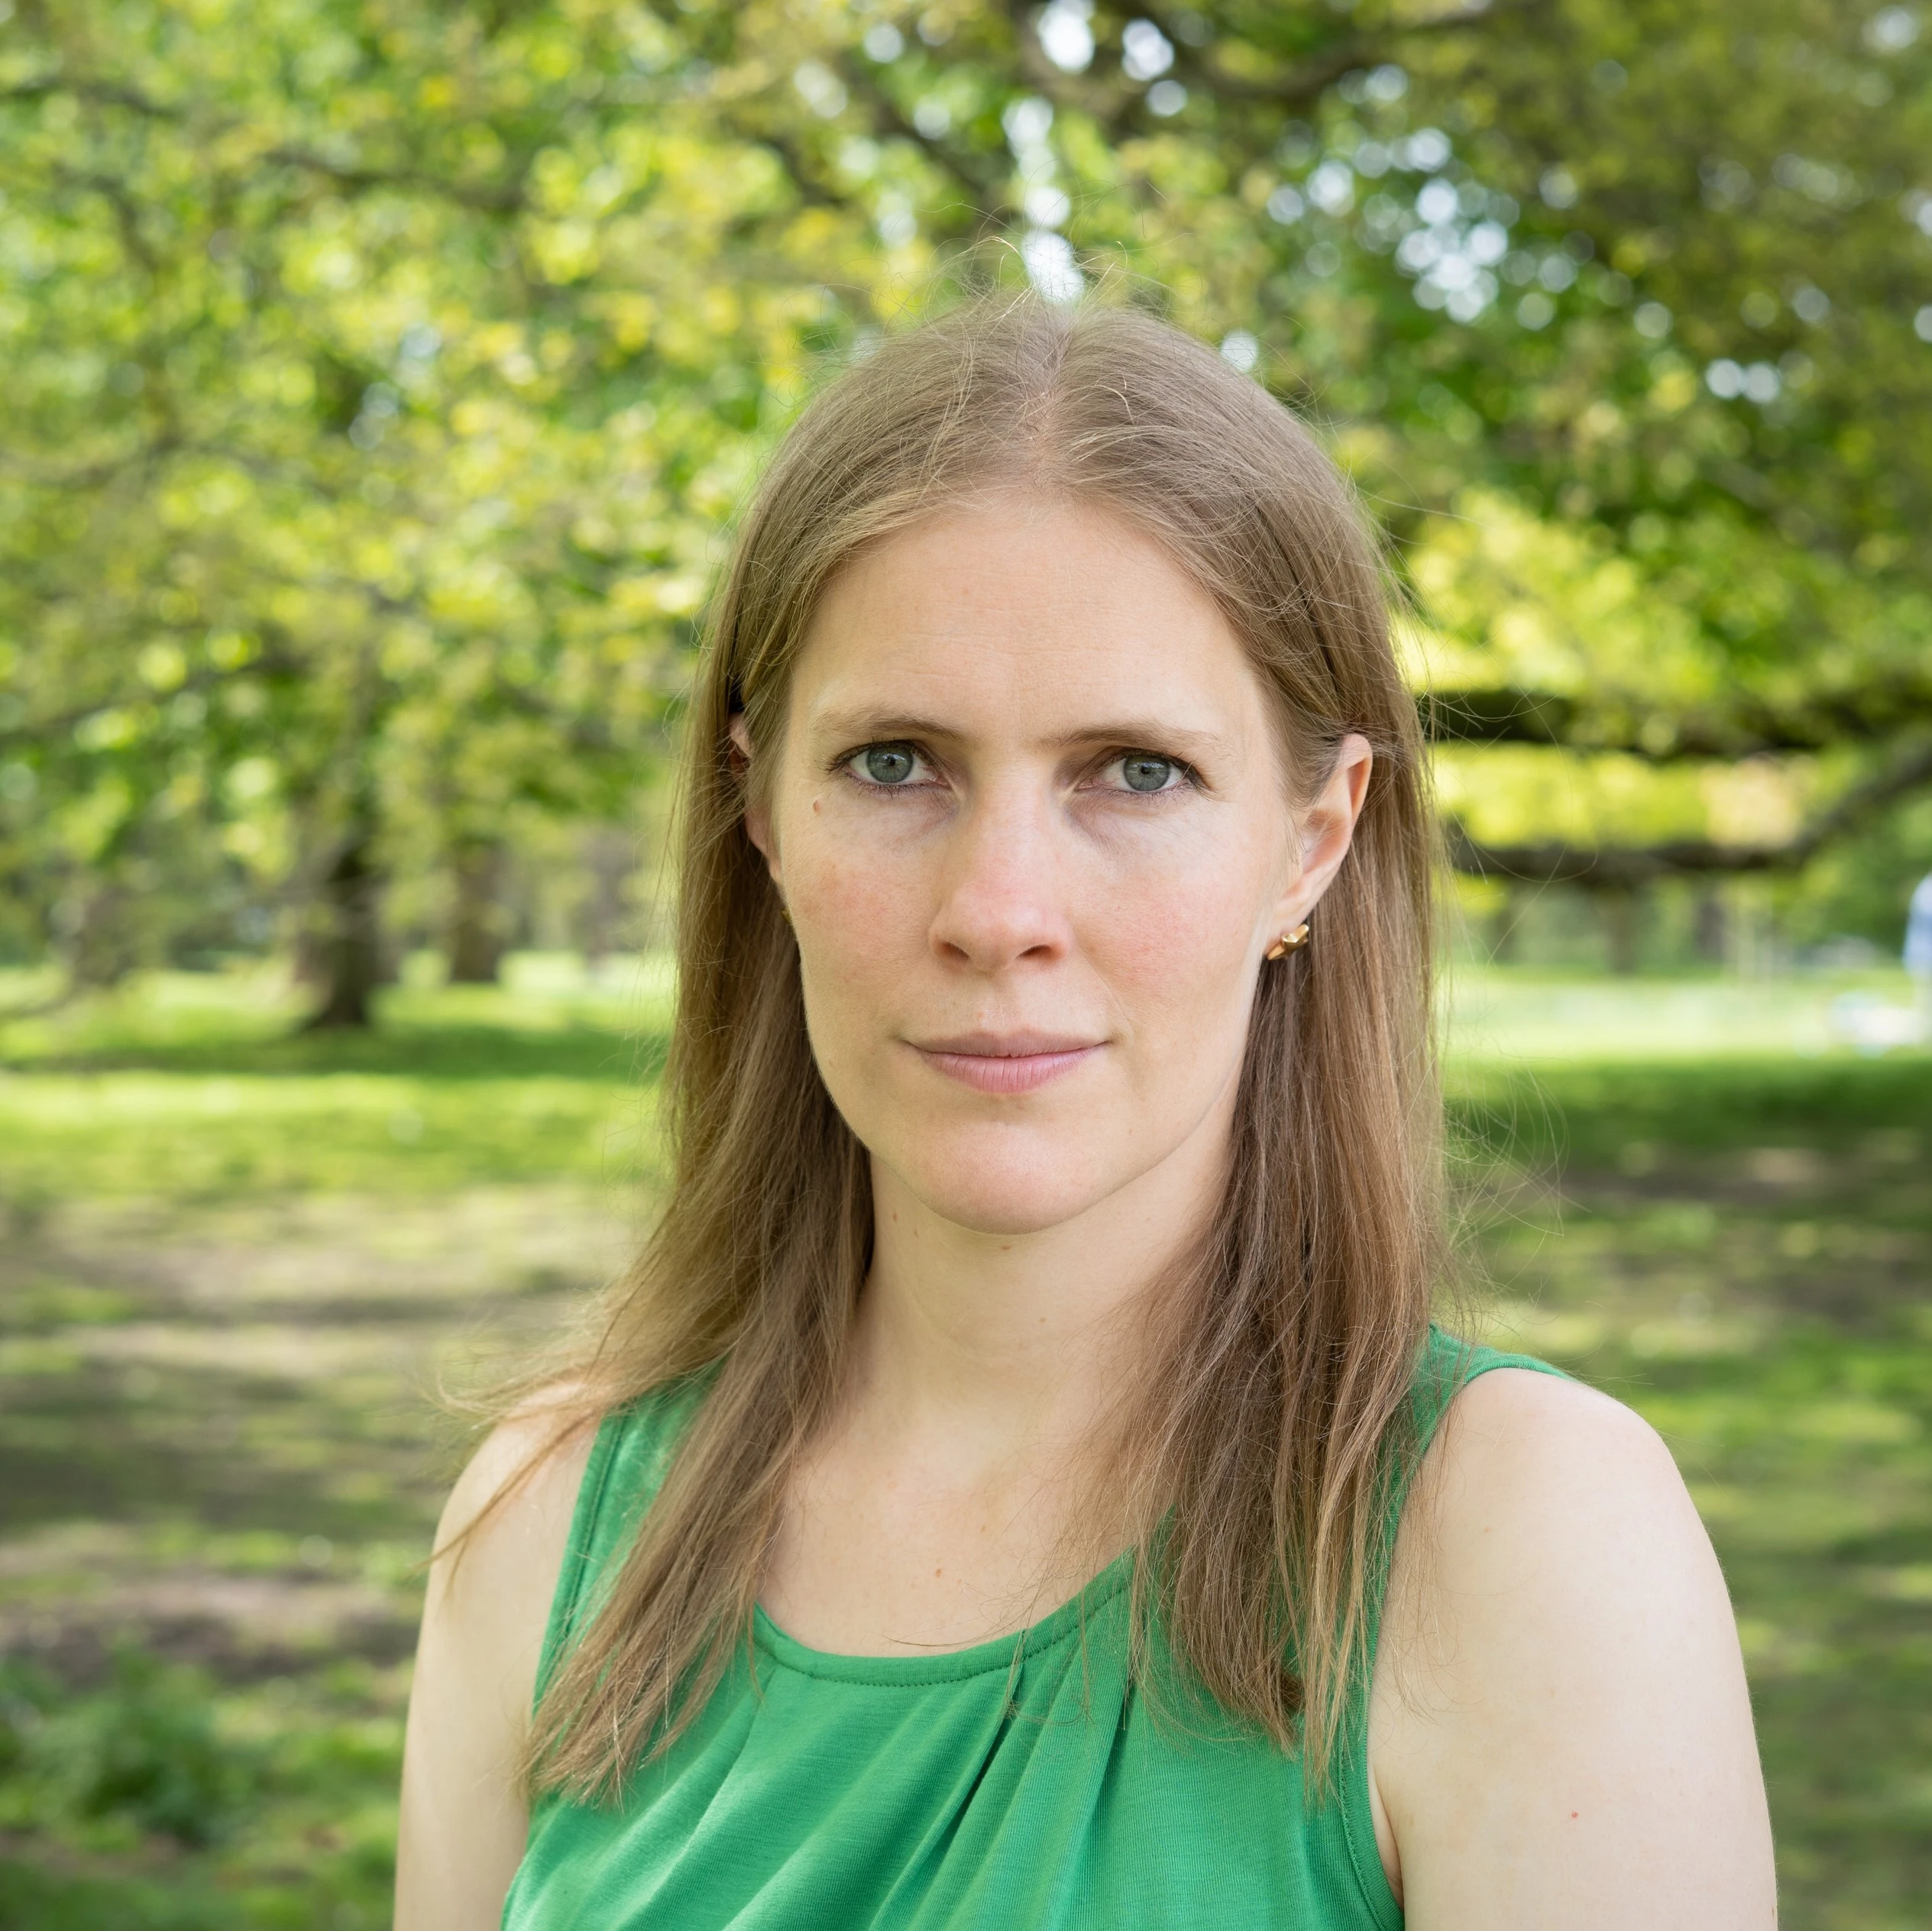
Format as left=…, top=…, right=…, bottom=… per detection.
left=851, top=1115, right=1231, bottom=1474
left=761, top=1101, right=1235, bottom=1652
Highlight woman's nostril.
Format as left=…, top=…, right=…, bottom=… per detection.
left=927, top=899, right=1070, bottom=970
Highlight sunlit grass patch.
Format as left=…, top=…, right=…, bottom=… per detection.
left=0, top=957, right=667, bottom=1072
left=1443, top=966, right=1927, bottom=1065
left=0, top=963, right=669, bottom=1203
left=0, top=1070, right=656, bottom=1202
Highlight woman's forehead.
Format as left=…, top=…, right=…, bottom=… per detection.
left=788, top=496, right=1266, bottom=737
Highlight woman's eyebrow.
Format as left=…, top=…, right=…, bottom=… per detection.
left=1058, top=719, right=1231, bottom=762
left=808, top=708, right=957, bottom=746
left=808, top=707, right=1231, bottom=762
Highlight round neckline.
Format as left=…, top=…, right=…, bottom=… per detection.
left=751, top=1548, right=1136, bottom=1685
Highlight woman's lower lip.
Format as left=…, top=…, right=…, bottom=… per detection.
left=913, top=1046, right=1100, bottom=1094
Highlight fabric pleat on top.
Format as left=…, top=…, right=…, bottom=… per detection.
left=502, top=1327, right=1561, bottom=1931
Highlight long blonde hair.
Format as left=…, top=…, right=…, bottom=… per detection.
left=525, top=294, right=1441, bottom=1798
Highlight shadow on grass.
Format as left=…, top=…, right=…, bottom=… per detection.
left=0, top=1861, right=250, bottom=1931
left=8, top=1020, right=668, bottom=1087
left=1450, top=1054, right=1932, bottom=1168
left=35, top=1027, right=672, bottom=1088
left=0, top=969, right=672, bottom=1085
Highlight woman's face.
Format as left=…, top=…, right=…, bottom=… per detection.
left=743, top=493, right=1370, bottom=1239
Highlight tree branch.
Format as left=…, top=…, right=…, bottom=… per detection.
left=0, top=76, right=186, bottom=118
left=1447, top=736, right=1932, bottom=885
left=254, top=146, right=526, bottom=214
left=2, top=73, right=527, bottom=212
left=1424, top=681, right=1932, bottom=759
left=833, top=53, right=1007, bottom=225
left=0, top=652, right=307, bottom=754
left=0, top=432, right=182, bottom=493
left=1138, top=2, right=1511, bottom=110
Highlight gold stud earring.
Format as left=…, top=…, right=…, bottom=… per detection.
left=1265, top=921, right=1310, bottom=961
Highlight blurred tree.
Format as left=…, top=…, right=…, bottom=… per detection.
left=822, top=0, right=1932, bottom=888
left=446, top=837, right=511, bottom=985
left=2, top=0, right=1928, bottom=1017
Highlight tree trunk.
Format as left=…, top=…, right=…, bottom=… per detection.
left=1599, top=885, right=1641, bottom=975
left=303, top=829, right=384, bottom=1028
left=446, top=839, right=510, bottom=985
left=1694, top=888, right=1727, bottom=964
left=55, top=879, right=139, bottom=991
left=578, top=825, right=636, bottom=967
left=1487, top=886, right=1522, bottom=965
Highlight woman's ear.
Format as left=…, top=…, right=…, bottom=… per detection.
left=728, top=713, right=781, bottom=884
left=1269, top=732, right=1373, bottom=936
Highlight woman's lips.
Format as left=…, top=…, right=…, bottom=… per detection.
left=909, top=1034, right=1103, bottom=1095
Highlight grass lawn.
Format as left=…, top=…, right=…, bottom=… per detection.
left=0, top=962, right=1927, bottom=1927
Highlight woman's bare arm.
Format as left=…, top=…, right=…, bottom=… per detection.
left=395, top=1407, right=595, bottom=1931
left=1369, top=1367, right=1776, bottom=1929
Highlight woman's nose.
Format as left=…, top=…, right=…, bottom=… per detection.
left=925, top=784, right=1073, bottom=973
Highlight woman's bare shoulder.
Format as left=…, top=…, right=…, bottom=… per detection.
left=395, top=1389, right=601, bottom=1930
left=422, top=1385, right=604, bottom=1699
left=1422, top=1362, right=1686, bottom=1535
left=435, top=1387, right=601, bottom=1569
left=1383, top=1363, right=1730, bottom=1716
left=1368, top=1366, right=1775, bottom=1927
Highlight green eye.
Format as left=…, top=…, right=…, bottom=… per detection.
left=1121, top=754, right=1173, bottom=793
left=860, top=744, right=916, bottom=784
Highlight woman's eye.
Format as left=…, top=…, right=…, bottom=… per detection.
left=1117, top=752, right=1178, bottom=794
left=853, top=743, right=921, bottom=786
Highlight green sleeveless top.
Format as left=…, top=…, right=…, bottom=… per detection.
left=503, top=1328, right=1559, bottom=1931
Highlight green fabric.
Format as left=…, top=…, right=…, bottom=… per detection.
left=503, top=1328, right=1561, bottom=1930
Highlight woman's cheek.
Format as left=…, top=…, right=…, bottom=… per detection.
left=1091, top=843, right=1269, bottom=1006
left=791, top=807, right=931, bottom=982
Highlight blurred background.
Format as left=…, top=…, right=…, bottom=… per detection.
left=1, top=1, right=1929, bottom=1924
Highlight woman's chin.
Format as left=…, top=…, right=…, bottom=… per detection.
left=883, top=1147, right=1124, bottom=1240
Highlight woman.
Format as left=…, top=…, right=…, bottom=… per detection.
left=396, top=298, right=1775, bottom=1929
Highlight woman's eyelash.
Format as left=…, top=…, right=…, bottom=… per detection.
left=838, top=742, right=935, bottom=789
left=832, top=744, right=1202, bottom=793
left=1095, top=750, right=1202, bottom=794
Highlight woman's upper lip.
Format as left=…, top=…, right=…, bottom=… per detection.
left=911, top=1030, right=1102, bottom=1057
